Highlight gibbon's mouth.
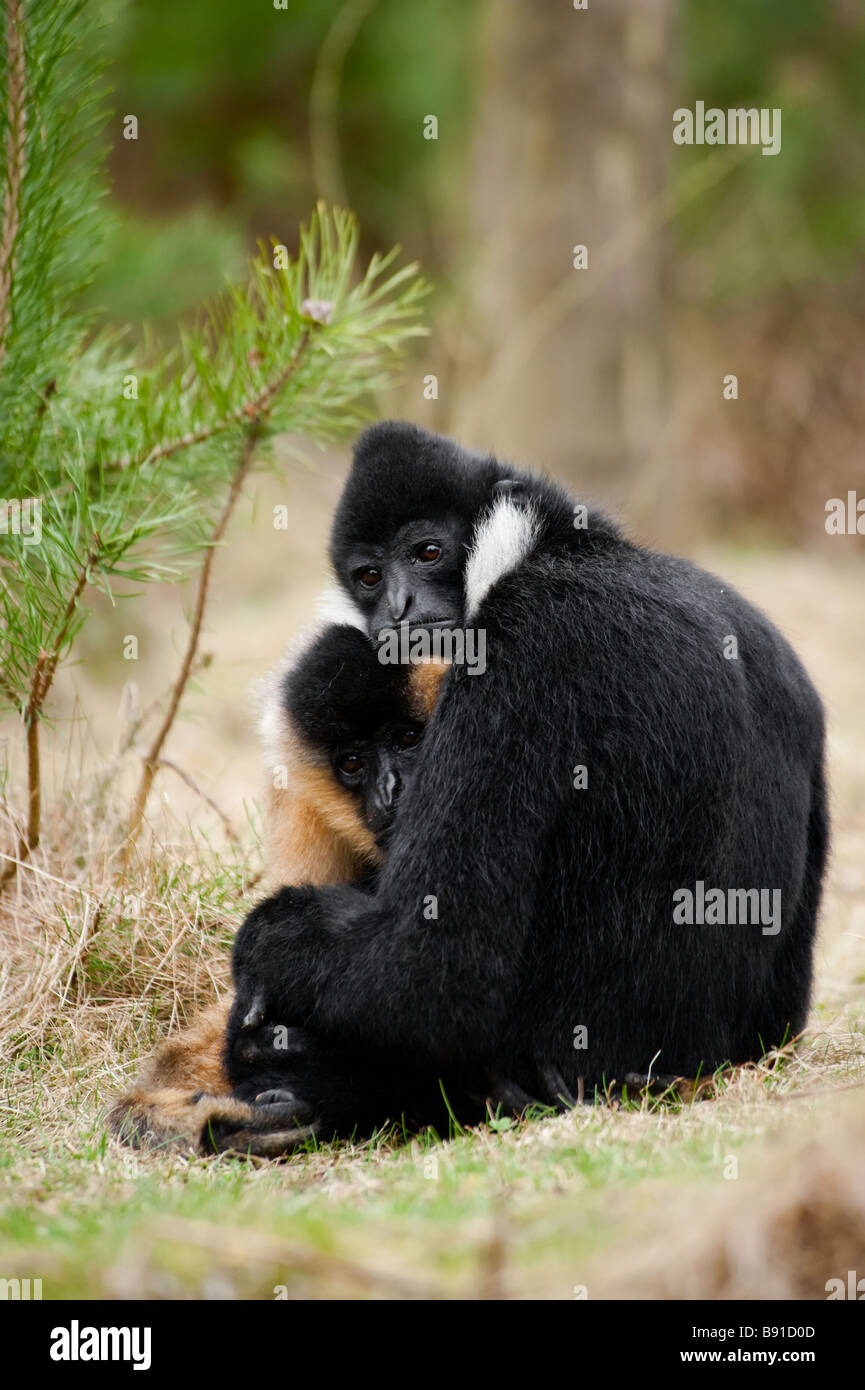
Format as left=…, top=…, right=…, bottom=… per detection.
left=373, top=617, right=459, bottom=647
left=410, top=616, right=460, bottom=631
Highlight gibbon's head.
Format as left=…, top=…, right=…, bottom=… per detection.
left=283, top=624, right=428, bottom=845
left=329, top=420, right=581, bottom=637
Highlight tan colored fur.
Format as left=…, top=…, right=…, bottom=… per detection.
left=265, top=738, right=379, bottom=890
left=135, top=1000, right=230, bottom=1093
left=109, top=652, right=450, bottom=1154
left=263, top=659, right=448, bottom=889
left=108, top=1001, right=233, bottom=1152
left=110, top=1085, right=251, bottom=1153
left=406, top=657, right=449, bottom=722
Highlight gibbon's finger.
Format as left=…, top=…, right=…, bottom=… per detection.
left=623, top=1070, right=682, bottom=1091
left=538, top=1065, right=578, bottom=1109
left=622, top=1072, right=719, bottom=1103
left=204, top=1116, right=324, bottom=1158
left=254, top=1088, right=303, bottom=1106
left=240, top=991, right=266, bottom=1030
left=473, top=1075, right=538, bottom=1115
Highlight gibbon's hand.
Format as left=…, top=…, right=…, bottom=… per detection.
left=228, top=1015, right=315, bottom=1073
left=231, top=883, right=337, bottom=1028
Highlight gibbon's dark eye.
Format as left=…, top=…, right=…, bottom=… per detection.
left=415, top=542, right=441, bottom=563
left=358, top=567, right=382, bottom=589
left=337, top=752, right=363, bottom=776
left=396, top=727, right=422, bottom=749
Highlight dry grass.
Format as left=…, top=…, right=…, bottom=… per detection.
left=0, top=502, right=863, bottom=1299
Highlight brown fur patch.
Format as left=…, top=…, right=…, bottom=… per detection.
left=108, top=1000, right=236, bottom=1151
left=264, top=724, right=379, bottom=890
left=138, top=1000, right=231, bottom=1093
left=108, top=1084, right=262, bottom=1154
left=406, top=657, right=449, bottom=721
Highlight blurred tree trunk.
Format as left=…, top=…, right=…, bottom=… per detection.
left=457, top=0, right=673, bottom=502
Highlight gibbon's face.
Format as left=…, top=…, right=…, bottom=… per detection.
left=342, top=516, right=470, bottom=641
left=331, top=718, right=425, bottom=845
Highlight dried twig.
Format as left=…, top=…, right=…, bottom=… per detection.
left=121, top=431, right=258, bottom=860
left=157, top=757, right=237, bottom=842
left=0, top=547, right=98, bottom=889
left=121, top=330, right=311, bottom=864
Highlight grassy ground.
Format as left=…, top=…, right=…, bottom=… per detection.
left=1, top=508, right=863, bottom=1300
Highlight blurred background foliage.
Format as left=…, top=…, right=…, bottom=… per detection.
left=90, top=0, right=865, bottom=542
left=678, top=0, right=865, bottom=296
left=95, top=0, right=477, bottom=323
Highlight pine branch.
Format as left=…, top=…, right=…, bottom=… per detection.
left=22, top=375, right=57, bottom=459
left=0, top=0, right=25, bottom=380
left=0, top=6, right=428, bottom=885
left=122, top=323, right=316, bottom=859
left=107, top=328, right=313, bottom=472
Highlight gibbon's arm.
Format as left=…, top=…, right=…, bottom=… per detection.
left=232, top=655, right=552, bottom=1065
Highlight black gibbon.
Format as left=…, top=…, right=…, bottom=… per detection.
left=108, top=623, right=447, bottom=1154
left=227, top=420, right=828, bottom=1131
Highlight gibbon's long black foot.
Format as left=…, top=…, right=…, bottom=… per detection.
left=536, top=1065, right=578, bottom=1109
left=621, top=1071, right=720, bottom=1103
left=203, top=1107, right=324, bottom=1158
left=231, top=421, right=827, bottom=1117
left=471, top=1074, right=544, bottom=1116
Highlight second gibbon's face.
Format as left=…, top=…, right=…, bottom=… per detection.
left=331, top=718, right=424, bottom=844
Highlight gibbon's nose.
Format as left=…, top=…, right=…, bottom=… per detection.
left=386, top=582, right=411, bottom=622
left=369, top=768, right=400, bottom=833
left=376, top=768, right=399, bottom=812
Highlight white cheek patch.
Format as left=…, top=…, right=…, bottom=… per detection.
left=255, top=584, right=365, bottom=768
left=464, top=496, right=540, bottom=619
left=256, top=652, right=294, bottom=771
left=314, top=583, right=367, bottom=632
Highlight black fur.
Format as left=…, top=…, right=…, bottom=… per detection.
left=222, top=619, right=499, bottom=1141
left=284, top=624, right=412, bottom=747
left=222, top=1015, right=488, bottom=1146
left=330, top=421, right=500, bottom=552
left=230, top=422, right=828, bottom=1128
